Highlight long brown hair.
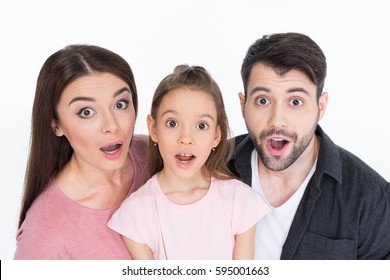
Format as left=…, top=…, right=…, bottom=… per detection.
left=147, top=65, right=234, bottom=179
left=19, top=44, right=138, bottom=228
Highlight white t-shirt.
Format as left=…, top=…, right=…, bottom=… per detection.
left=251, top=150, right=316, bottom=259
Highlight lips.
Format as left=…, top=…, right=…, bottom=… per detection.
left=175, top=153, right=195, bottom=162
left=100, top=143, right=122, bottom=154
left=264, top=135, right=292, bottom=157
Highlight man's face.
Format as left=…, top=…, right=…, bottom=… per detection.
left=240, top=63, right=328, bottom=171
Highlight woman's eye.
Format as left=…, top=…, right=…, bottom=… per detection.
left=197, top=122, right=209, bottom=130
left=115, top=100, right=129, bottom=110
left=255, top=97, right=270, bottom=106
left=289, top=98, right=303, bottom=107
left=77, top=108, right=95, bottom=118
left=166, top=120, right=178, bottom=128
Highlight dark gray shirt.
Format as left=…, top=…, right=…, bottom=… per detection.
left=228, top=126, right=390, bottom=259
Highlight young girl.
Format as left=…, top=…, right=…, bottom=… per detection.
left=108, top=65, right=269, bottom=259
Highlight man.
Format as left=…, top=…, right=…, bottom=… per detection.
left=229, top=32, right=390, bottom=259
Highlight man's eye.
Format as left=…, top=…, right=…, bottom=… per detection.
left=256, top=97, right=270, bottom=105
left=166, top=120, right=178, bottom=128
left=289, top=99, right=303, bottom=107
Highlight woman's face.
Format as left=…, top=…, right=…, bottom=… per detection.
left=52, top=72, right=136, bottom=172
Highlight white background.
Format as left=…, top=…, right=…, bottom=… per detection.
left=0, top=0, right=389, bottom=259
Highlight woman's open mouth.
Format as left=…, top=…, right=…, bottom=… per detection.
left=100, top=143, right=122, bottom=154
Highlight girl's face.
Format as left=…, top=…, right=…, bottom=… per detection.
left=148, top=88, right=221, bottom=179
left=52, top=72, right=136, bottom=172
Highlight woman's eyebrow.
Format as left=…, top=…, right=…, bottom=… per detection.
left=68, top=87, right=130, bottom=106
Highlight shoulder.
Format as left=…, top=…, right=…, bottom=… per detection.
left=215, top=178, right=250, bottom=188
left=129, top=134, right=150, bottom=188
left=121, top=176, right=156, bottom=208
left=130, top=134, right=149, bottom=153
left=213, top=178, right=269, bottom=233
left=214, top=178, right=258, bottom=200
left=14, top=184, right=79, bottom=259
left=318, top=131, right=389, bottom=217
left=229, top=134, right=250, bottom=148
left=22, top=183, right=80, bottom=224
left=228, top=133, right=254, bottom=163
left=339, top=146, right=386, bottom=182
left=317, top=126, right=388, bottom=193
left=337, top=146, right=389, bottom=199
left=109, top=177, right=158, bottom=233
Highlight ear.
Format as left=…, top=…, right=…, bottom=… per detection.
left=213, top=126, right=222, bottom=148
left=147, top=115, right=158, bottom=143
left=239, top=92, right=246, bottom=118
left=318, top=92, right=328, bottom=120
left=51, top=119, right=64, bottom=137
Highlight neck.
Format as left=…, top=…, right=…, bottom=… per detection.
left=54, top=155, right=134, bottom=209
left=258, top=135, right=320, bottom=207
left=156, top=169, right=210, bottom=205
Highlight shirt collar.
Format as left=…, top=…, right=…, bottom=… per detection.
left=314, top=125, right=343, bottom=185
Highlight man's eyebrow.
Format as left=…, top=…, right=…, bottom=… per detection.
left=248, top=86, right=269, bottom=96
left=288, top=87, right=310, bottom=95
left=249, top=86, right=310, bottom=96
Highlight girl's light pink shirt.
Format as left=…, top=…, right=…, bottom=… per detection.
left=14, top=134, right=149, bottom=260
left=108, top=175, right=270, bottom=259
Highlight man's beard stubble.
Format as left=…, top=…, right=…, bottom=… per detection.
left=248, top=115, right=319, bottom=172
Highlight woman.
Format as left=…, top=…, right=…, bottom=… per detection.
left=14, top=44, right=149, bottom=259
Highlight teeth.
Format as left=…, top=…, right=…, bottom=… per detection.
left=179, top=153, right=193, bottom=157
left=101, top=144, right=121, bottom=154
left=272, top=138, right=284, bottom=141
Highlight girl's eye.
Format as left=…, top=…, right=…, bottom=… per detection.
left=255, top=97, right=270, bottom=106
left=289, top=98, right=303, bottom=107
left=115, top=100, right=129, bottom=110
left=196, top=122, right=209, bottom=130
left=77, top=108, right=95, bottom=118
left=166, top=120, right=178, bottom=128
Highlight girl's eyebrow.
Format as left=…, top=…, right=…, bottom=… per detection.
left=68, top=86, right=130, bottom=106
left=161, top=110, right=215, bottom=121
left=198, top=113, right=215, bottom=121
left=161, top=109, right=177, bottom=117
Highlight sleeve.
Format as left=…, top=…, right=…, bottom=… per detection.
left=14, top=223, right=63, bottom=260
left=107, top=188, right=152, bottom=245
left=358, top=181, right=390, bottom=259
left=14, top=210, right=74, bottom=260
left=232, top=181, right=270, bottom=235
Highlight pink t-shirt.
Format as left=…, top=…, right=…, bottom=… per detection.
left=108, top=175, right=269, bottom=260
left=14, top=134, right=149, bottom=260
